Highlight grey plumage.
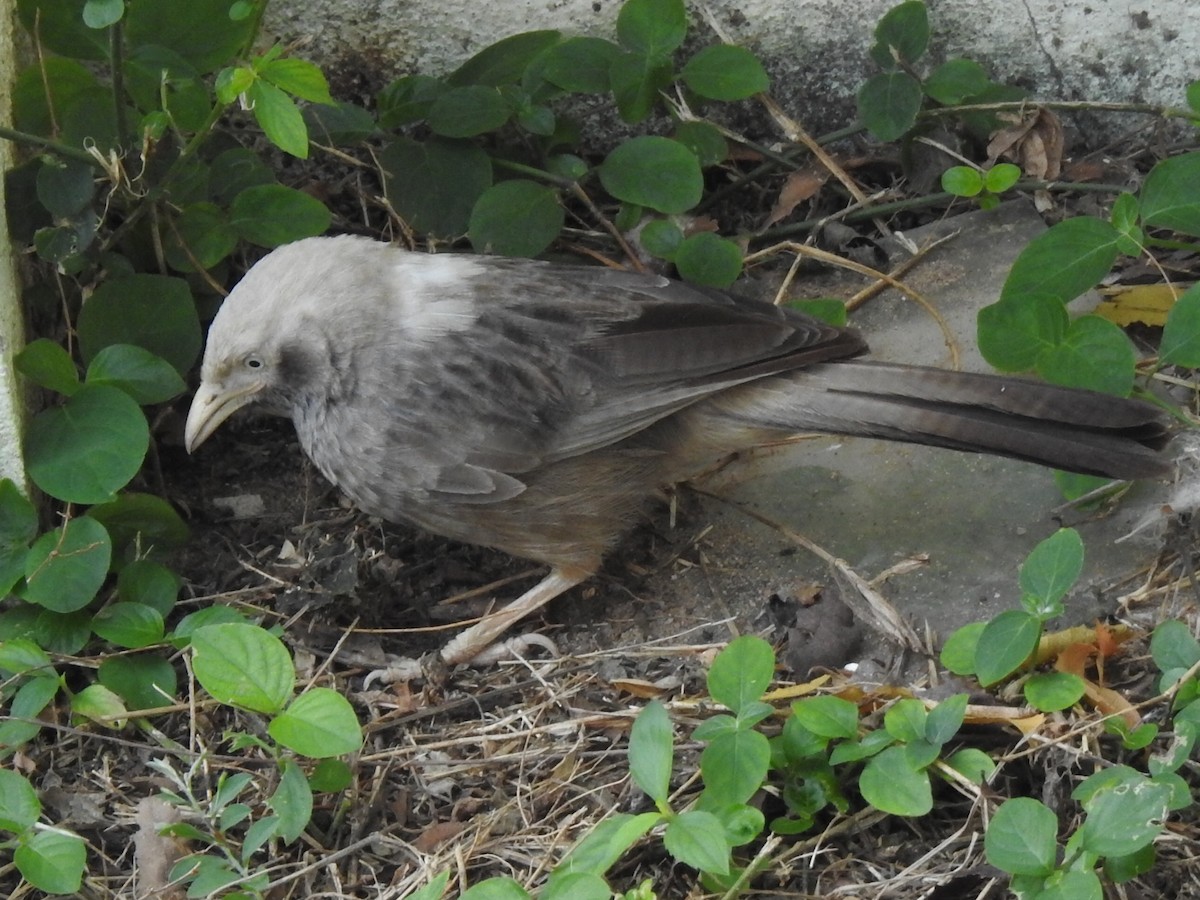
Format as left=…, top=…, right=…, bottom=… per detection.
left=185, top=235, right=1171, bottom=664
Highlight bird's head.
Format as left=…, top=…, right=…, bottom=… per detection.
left=184, top=238, right=342, bottom=453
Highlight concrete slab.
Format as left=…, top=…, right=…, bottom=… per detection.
left=610, top=200, right=1169, bottom=669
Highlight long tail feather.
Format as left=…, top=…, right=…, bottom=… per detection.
left=701, top=361, right=1171, bottom=480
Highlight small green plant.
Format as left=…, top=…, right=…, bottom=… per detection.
left=941, top=161, right=1022, bottom=209
left=0, top=768, right=88, bottom=894
left=981, top=622, right=1200, bottom=896
left=941, top=528, right=1092, bottom=708
left=856, top=0, right=1026, bottom=142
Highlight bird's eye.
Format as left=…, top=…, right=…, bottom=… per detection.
left=245, top=355, right=264, bottom=370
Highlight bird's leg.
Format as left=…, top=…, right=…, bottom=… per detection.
left=440, top=565, right=591, bottom=665
left=361, top=565, right=591, bottom=686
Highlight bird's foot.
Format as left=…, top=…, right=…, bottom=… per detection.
left=362, top=632, right=559, bottom=687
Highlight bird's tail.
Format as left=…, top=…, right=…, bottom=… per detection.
left=692, top=360, right=1172, bottom=480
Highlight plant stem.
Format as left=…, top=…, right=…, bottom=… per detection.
left=0, top=125, right=103, bottom=166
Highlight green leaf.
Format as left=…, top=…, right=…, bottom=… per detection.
left=541, top=872, right=610, bottom=900
left=617, top=0, right=687, bottom=60
left=191, top=623, right=295, bottom=715
left=271, top=758, right=314, bottom=842
left=985, top=797, right=1058, bottom=876
left=407, top=872, right=452, bottom=900
left=460, top=878, right=530, bottom=900
left=883, top=698, right=926, bottom=743
left=858, top=745, right=932, bottom=816
left=869, top=0, right=929, bottom=68
left=0, top=636, right=53, bottom=676
left=164, top=202, right=238, bottom=271
left=680, top=45, right=768, bottom=101
left=258, top=58, right=334, bottom=104
left=117, top=560, right=180, bottom=616
left=1035, top=314, right=1135, bottom=396
left=707, top=635, right=774, bottom=714
left=468, top=180, right=563, bottom=257
left=92, top=602, right=165, bottom=649
left=1000, top=217, right=1121, bottom=306
left=1160, top=282, right=1200, bottom=366
left=309, top=759, right=353, bottom=793
left=304, top=100, right=377, bottom=145
left=89, top=492, right=190, bottom=558
left=700, top=729, right=770, bottom=806
left=941, top=166, right=983, bottom=197
left=31, top=609, right=92, bottom=655
left=98, top=653, right=177, bottom=709
left=675, top=233, right=743, bottom=287
left=36, top=157, right=95, bottom=218
left=786, top=298, right=847, bottom=327
left=16, top=0, right=108, bottom=59
left=829, top=728, right=894, bottom=765
left=1150, top=620, right=1200, bottom=673
left=23, top=516, right=111, bottom=613
left=944, top=748, right=995, bottom=783
left=790, top=695, right=859, bottom=740
left=663, top=809, right=729, bottom=875
left=207, top=148, right=276, bottom=205
left=600, top=136, right=703, bottom=214
left=71, top=683, right=128, bottom=727
left=924, top=58, right=991, bottom=104
left=974, top=609, right=1040, bottom=686
left=270, top=687, right=364, bottom=758
left=673, top=121, right=727, bottom=167
left=215, top=65, right=255, bottom=104
left=14, top=827, right=87, bottom=894
left=925, top=693, right=968, bottom=745
left=377, top=74, right=446, bottom=127
left=1140, top=151, right=1200, bottom=237
left=14, top=338, right=79, bottom=396
left=552, top=812, right=661, bottom=877
left=984, top=163, right=1022, bottom=194
left=427, top=85, right=512, bottom=137
left=0, top=768, right=41, bottom=830
left=610, top=52, right=674, bottom=123
left=77, top=274, right=201, bottom=376
left=86, top=344, right=186, bottom=405
left=248, top=79, right=309, bottom=158
left=629, top=700, right=673, bottom=804
left=447, top=30, right=562, bottom=87
left=940, top=621, right=984, bottom=675
left=381, top=137, right=493, bottom=237
left=25, top=384, right=148, bottom=503
left=1105, top=844, right=1157, bottom=884
left=1018, top=528, right=1084, bottom=616
left=977, top=293, right=1068, bottom=371
left=230, top=184, right=331, bottom=247
left=1024, top=672, right=1086, bottom=712
left=857, top=72, right=922, bottom=141
left=640, top=219, right=684, bottom=259
left=1, top=674, right=59, bottom=748
left=124, top=0, right=254, bottom=73
left=241, top=815, right=282, bottom=862
left=1077, top=778, right=1171, bottom=857
left=712, top=802, right=765, bottom=847
left=541, top=37, right=621, bottom=93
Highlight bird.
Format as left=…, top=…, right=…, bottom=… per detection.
left=185, top=234, right=1171, bottom=668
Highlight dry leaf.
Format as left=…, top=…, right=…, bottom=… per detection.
left=1055, top=643, right=1140, bottom=727
left=134, top=796, right=188, bottom=900
left=1096, top=283, right=1188, bottom=327
left=987, top=107, right=1064, bottom=180
left=764, top=167, right=830, bottom=227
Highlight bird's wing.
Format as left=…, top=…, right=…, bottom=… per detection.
left=372, top=258, right=866, bottom=502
